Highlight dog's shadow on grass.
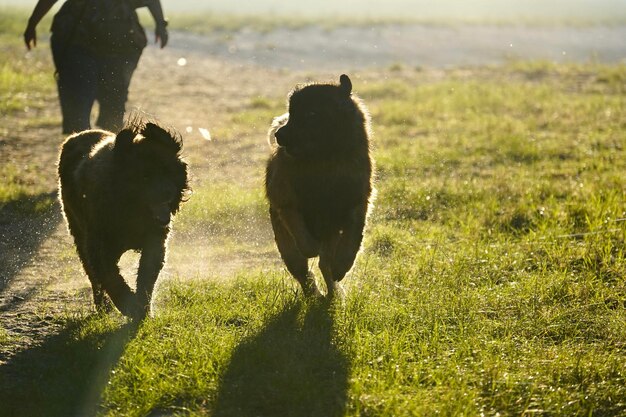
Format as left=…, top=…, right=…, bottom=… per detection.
left=213, top=299, right=350, bottom=417
left=0, top=316, right=138, bottom=417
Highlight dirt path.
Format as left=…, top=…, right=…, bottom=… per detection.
left=171, top=24, right=626, bottom=70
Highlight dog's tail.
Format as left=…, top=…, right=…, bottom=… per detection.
left=267, top=113, right=289, bottom=148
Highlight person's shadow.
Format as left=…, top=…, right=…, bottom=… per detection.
left=213, top=299, right=350, bottom=417
left=0, top=316, right=139, bottom=417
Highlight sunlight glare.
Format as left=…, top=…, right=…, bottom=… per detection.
left=198, top=128, right=212, bottom=141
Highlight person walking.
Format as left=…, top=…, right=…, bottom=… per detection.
left=24, top=0, right=169, bottom=134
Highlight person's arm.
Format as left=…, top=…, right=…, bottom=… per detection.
left=145, top=0, right=168, bottom=48
left=24, top=0, right=58, bottom=50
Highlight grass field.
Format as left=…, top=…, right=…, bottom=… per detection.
left=114, top=63, right=626, bottom=416
left=1, top=10, right=626, bottom=417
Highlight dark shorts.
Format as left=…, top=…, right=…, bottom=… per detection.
left=51, top=37, right=141, bottom=134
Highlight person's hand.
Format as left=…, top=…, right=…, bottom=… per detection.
left=24, top=23, right=37, bottom=50
left=155, top=21, right=168, bottom=48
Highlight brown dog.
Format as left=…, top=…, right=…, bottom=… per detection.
left=265, top=74, right=374, bottom=297
left=58, top=117, right=189, bottom=319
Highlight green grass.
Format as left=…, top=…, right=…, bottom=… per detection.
left=109, top=63, right=626, bottom=415
left=0, top=40, right=625, bottom=416
left=175, top=183, right=268, bottom=234
left=1, top=6, right=625, bottom=416
left=0, top=9, right=58, bottom=212
left=0, top=164, right=35, bottom=206
left=0, top=8, right=56, bottom=117
left=0, top=327, right=14, bottom=346
left=0, top=47, right=54, bottom=116
left=162, top=12, right=626, bottom=34
left=0, top=164, right=56, bottom=213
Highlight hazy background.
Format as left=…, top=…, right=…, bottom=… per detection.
left=160, top=0, right=626, bottom=21
left=165, top=0, right=625, bottom=69
left=4, top=0, right=625, bottom=70
left=3, top=0, right=626, bottom=22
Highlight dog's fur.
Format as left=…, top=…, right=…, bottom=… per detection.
left=58, top=117, right=189, bottom=319
left=265, top=74, right=374, bottom=296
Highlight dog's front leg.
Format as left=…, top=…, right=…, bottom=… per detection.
left=88, top=240, right=139, bottom=318
left=278, top=207, right=320, bottom=258
left=331, top=203, right=368, bottom=283
left=136, top=234, right=167, bottom=320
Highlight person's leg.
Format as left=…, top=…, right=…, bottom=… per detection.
left=96, top=52, right=141, bottom=132
left=50, top=40, right=98, bottom=134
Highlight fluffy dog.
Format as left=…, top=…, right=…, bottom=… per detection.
left=58, top=117, right=189, bottom=319
left=265, top=74, right=374, bottom=297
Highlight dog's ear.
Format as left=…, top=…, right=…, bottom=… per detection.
left=143, top=122, right=168, bottom=138
left=337, top=74, right=355, bottom=114
left=114, top=128, right=136, bottom=152
left=143, top=122, right=182, bottom=153
left=339, top=74, right=352, bottom=95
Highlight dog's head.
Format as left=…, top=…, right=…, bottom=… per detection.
left=114, top=120, right=189, bottom=228
left=273, top=74, right=365, bottom=159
